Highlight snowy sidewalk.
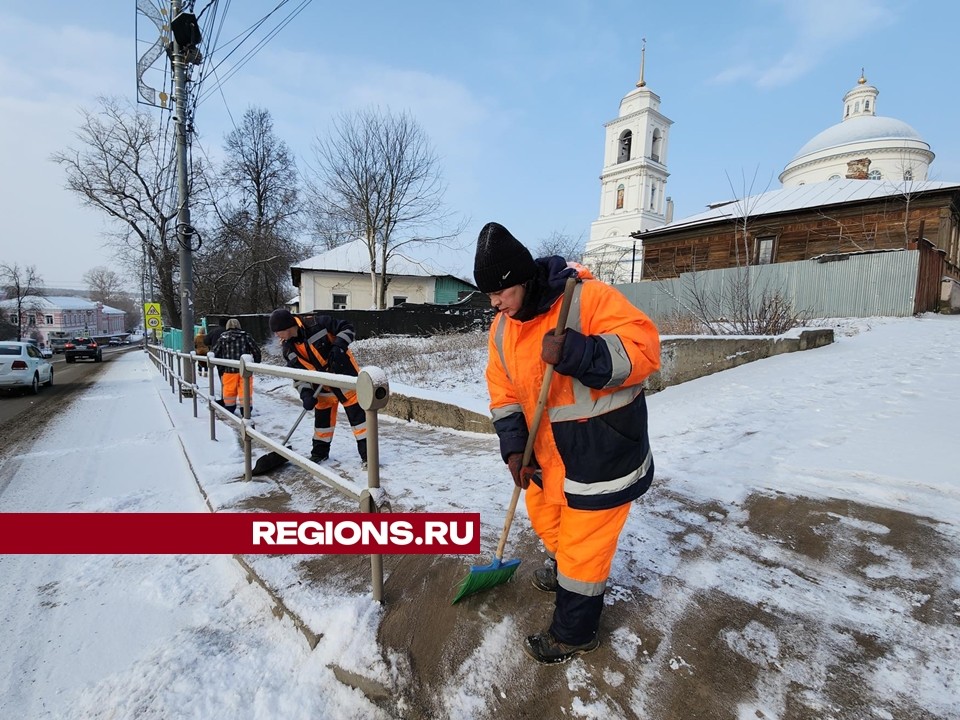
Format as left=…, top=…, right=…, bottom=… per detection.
left=4, top=317, right=960, bottom=719
left=0, top=352, right=385, bottom=720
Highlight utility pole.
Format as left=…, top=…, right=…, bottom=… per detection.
left=170, top=0, right=201, bottom=390
left=630, top=240, right=637, bottom=283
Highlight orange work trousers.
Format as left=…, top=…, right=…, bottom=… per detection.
left=525, top=481, right=632, bottom=644
left=222, top=372, right=253, bottom=407
left=524, top=481, right=631, bottom=593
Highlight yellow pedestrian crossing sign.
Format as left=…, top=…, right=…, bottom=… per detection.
left=144, top=303, right=162, bottom=333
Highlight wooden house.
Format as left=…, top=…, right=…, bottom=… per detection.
left=633, top=180, right=960, bottom=314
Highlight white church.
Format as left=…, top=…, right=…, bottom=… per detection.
left=583, top=43, right=673, bottom=283
left=582, top=56, right=935, bottom=283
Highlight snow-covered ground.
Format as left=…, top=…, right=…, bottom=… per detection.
left=1, top=314, right=958, bottom=719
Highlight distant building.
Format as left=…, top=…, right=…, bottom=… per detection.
left=780, top=73, right=934, bottom=186
left=637, top=180, right=960, bottom=280
left=290, top=238, right=477, bottom=311
left=635, top=70, right=953, bottom=284
left=583, top=42, right=674, bottom=284
left=0, top=295, right=127, bottom=343
left=630, top=179, right=960, bottom=317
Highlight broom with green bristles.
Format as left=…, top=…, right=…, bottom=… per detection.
left=452, top=276, right=577, bottom=604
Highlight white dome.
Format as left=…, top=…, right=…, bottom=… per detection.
left=791, top=115, right=925, bottom=162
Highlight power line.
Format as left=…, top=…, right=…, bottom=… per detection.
left=196, top=0, right=312, bottom=107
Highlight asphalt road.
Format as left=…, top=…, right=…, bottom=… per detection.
left=0, top=346, right=141, bottom=469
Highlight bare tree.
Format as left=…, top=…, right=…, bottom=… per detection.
left=51, top=97, right=181, bottom=325
left=649, top=168, right=808, bottom=335
left=83, top=265, right=138, bottom=329
left=306, top=209, right=355, bottom=253
left=0, top=262, right=44, bottom=341
left=308, top=107, right=464, bottom=309
left=582, top=242, right=635, bottom=284
left=536, top=230, right=585, bottom=263
left=83, top=266, right=126, bottom=302
left=892, top=152, right=937, bottom=246
left=194, top=107, right=307, bottom=315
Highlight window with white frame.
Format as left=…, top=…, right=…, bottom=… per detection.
left=332, top=293, right=348, bottom=310
left=868, top=169, right=882, bottom=180
left=45, top=315, right=53, bottom=324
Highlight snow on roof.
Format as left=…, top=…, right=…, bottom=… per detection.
left=293, top=238, right=473, bottom=284
left=640, top=179, right=960, bottom=237
left=791, top=115, right=927, bottom=161
left=0, top=295, right=99, bottom=310
left=101, top=305, right=125, bottom=315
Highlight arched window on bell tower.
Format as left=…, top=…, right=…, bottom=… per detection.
left=618, top=130, right=632, bottom=163
left=651, top=128, right=662, bottom=163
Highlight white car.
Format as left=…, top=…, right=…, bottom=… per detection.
left=0, top=341, right=54, bottom=394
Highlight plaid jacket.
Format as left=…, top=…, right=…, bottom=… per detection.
left=212, top=329, right=261, bottom=372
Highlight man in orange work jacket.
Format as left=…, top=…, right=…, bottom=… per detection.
left=474, top=222, right=661, bottom=664
left=268, top=308, right=367, bottom=466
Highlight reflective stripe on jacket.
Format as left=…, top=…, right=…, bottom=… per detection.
left=283, top=315, right=359, bottom=393
left=486, top=268, right=661, bottom=510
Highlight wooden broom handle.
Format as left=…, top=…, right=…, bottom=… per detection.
left=495, top=276, right=578, bottom=560
left=521, top=276, right=577, bottom=467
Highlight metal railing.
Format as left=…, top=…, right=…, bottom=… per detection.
left=147, top=344, right=391, bottom=601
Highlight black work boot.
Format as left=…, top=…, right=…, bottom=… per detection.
left=523, top=632, right=599, bottom=664
left=311, top=440, right=330, bottom=462
left=357, top=439, right=368, bottom=469
left=532, top=558, right=558, bottom=593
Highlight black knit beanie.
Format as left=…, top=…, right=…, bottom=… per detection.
left=473, top=222, right=537, bottom=293
left=268, top=308, right=297, bottom=332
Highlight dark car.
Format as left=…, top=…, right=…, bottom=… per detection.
left=64, top=337, right=102, bottom=363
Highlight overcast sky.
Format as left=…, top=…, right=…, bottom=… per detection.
left=2, top=0, right=958, bottom=290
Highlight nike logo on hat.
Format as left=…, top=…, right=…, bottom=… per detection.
left=501, top=271, right=511, bottom=280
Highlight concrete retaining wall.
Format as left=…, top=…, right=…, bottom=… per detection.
left=646, top=329, right=834, bottom=392
left=380, top=329, right=835, bottom=434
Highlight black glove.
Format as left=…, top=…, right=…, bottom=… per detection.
left=506, top=453, right=540, bottom=489
left=300, top=387, right=317, bottom=410
left=541, top=331, right=567, bottom=366
left=327, top=345, right=353, bottom=375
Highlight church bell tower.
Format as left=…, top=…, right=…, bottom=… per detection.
left=584, top=41, right=672, bottom=283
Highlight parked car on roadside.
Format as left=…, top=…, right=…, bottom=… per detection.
left=64, top=337, right=102, bottom=363
left=0, top=341, right=54, bottom=394
left=108, top=337, right=123, bottom=346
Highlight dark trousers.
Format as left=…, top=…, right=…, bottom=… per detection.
left=312, top=386, right=367, bottom=461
